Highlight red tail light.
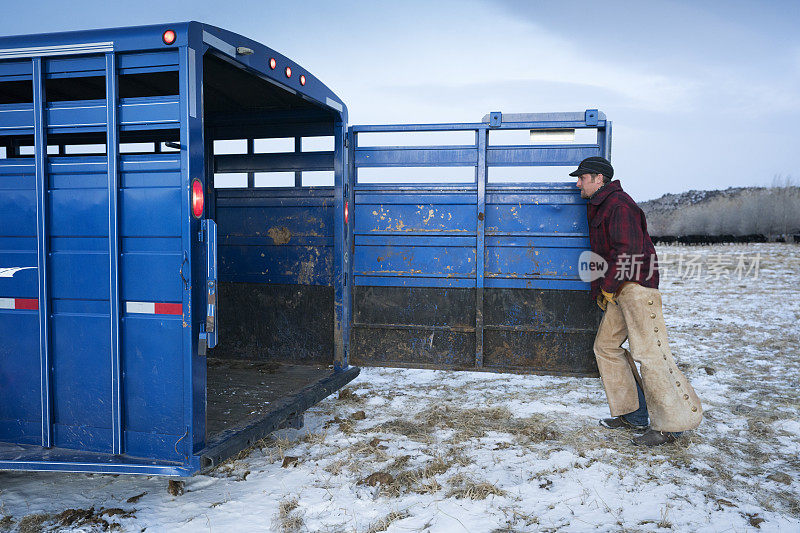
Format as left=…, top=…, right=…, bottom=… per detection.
left=285, top=66, right=292, bottom=78
left=191, top=179, right=204, bottom=218
left=344, top=200, right=349, bottom=225
left=269, top=58, right=276, bottom=69
left=162, top=30, right=176, bottom=45
left=299, top=75, right=306, bottom=86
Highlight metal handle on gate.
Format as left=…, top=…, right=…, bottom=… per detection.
left=206, top=280, right=216, bottom=333
left=201, top=219, right=218, bottom=350
left=179, top=251, right=188, bottom=289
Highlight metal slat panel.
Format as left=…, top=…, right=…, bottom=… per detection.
left=354, top=146, right=477, bottom=167
left=487, top=144, right=600, bottom=166
left=0, top=104, right=34, bottom=133
left=37, top=96, right=180, bottom=133
left=0, top=42, right=113, bottom=60
left=0, top=59, right=31, bottom=79
left=214, top=151, right=334, bottom=173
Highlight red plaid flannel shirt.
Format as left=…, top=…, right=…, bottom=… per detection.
left=586, top=180, right=659, bottom=299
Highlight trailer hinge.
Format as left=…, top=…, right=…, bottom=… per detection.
left=345, top=137, right=349, bottom=148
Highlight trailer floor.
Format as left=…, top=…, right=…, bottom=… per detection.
left=205, top=358, right=332, bottom=437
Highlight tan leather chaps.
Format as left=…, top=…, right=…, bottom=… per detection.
left=593, top=282, right=702, bottom=432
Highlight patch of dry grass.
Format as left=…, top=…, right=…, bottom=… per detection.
left=323, top=457, right=349, bottom=476
left=17, top=513, right=51, bottom=533
left=495, top=506, right=540, bottom=531
left=337, top=387, right=365, bottom=406
left=376, top=404, right=559, bottom=445
left=364, top=509, right=410, bottom=533
left=214, top=459, right=251, bottom=481
left=274, top=496, right=304, bottom=533
left=390, top=456, right=452, bottom=495
left=446, top=473, right=507, bottom=500
left=375, top=418, right=433, bottom=443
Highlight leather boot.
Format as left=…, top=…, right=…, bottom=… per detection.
left=600, top=416, right=649, bottom=431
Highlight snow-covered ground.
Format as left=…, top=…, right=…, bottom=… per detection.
left=1, top=243, right=798, bottom=532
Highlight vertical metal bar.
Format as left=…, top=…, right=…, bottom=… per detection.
left=32, top=57, right=52, bottom=448
left=603, top=121, right=613, bottom=159
left=178, top=46, right=194, bottom=461
left=332, top=120, right=349, bottom=372
left=345, top=128, right=355, bottom=367
left=333, top=120, right=345, bottom=371
left=246, top=138, right=254, bottom=187
left=181, top=46, right=206, bottom=462
left=105, top=52, right=123, bottom=455
left=475, top=127, right=487, bottom=368
left=294, top=136, right=302, bottom=187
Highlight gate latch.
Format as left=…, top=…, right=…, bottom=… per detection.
left=199, top=219, right=218, bottom=353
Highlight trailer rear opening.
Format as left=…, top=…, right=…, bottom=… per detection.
left=199, top=47, right=356, bottom=466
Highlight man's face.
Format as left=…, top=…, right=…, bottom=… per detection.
left=576, top=173, right=604, bottom=199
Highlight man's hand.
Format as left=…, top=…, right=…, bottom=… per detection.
left=601, top=289, right=617, bottom=308
left=596, top=294, right=607, bottom=312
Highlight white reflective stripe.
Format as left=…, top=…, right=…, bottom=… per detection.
left=0, top=266, right=37, bottom=278
left=325, top=97, right=343, bottom=112
left=188, top=48, right=197, bottom=118
left=0, top=41, right=114, bottom=59
left=202, top=31, right=236, bottom=57
left=126, top=301, right=155, bottom=314
left=0, top=298, right=14, bottom=309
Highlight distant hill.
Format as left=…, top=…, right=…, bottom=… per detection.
left=639, top=185, right=800, bottom=237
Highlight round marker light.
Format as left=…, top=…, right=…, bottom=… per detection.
left=191, top=179, right=204, bottom=218
left=299, top=75, right=306, bottom=86
left=162, top=30, right=176, bottom=45
left=285, top=66, right=292, bottom=78
left=269, top=57, right=277, bottom=69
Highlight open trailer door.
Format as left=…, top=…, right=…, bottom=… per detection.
left=348, top=111, right=610, bottom=376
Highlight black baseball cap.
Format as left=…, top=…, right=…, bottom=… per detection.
left=569, top=156, right=614, bottom=178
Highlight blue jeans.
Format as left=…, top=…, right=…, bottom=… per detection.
left=621, top=379, right=649, bottom=426
left=622, top=380, right=683, bottom=436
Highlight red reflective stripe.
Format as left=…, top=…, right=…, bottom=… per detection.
left=15, top=298, right=38, bottom=310
left=154, top=302, right=182, bottom=315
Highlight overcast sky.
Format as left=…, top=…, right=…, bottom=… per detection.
left=2, top=0, right=797, bottom=200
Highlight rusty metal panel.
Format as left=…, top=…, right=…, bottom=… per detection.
left=482, top=288, right=599, bottom=375
left=212, top=283, right=333, bottom=364
left=350, top=286, right=598, bottom=375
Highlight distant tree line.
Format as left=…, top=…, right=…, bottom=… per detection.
left=648, top=176, right=800, bottom=237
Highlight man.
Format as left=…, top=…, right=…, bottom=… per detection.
left=571, top=156, right=702, bottom=446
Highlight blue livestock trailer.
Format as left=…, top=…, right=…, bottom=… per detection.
left=0, top=22, right=611, bottom=477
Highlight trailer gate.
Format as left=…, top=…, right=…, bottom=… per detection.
left=349, top=112, right=609, bottom=376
